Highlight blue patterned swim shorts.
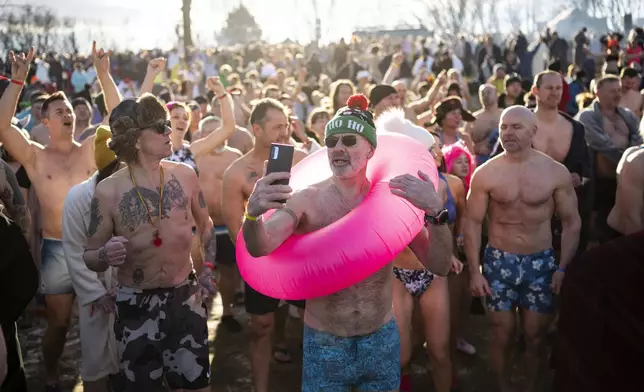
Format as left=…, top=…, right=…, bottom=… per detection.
left=482, top=245, right=557, bottom=314
left=302, top=318, right=400, bottom=392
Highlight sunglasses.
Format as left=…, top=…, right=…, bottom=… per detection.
left=325, top=135, right=357, bottom=148
left=150, top=120, right=171, bottom=134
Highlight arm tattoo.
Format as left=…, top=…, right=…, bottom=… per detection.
left=204, top=226, right=217, bottom=262
left=198, top=190, right=206, bottom=208
left=98, top=246, right=108, bottom=263
left=88, top=197, right=103, bottom=237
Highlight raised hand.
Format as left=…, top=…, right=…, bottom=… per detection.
left=9, top=47, right=35, bottom=83
left=436, top=70, right=448, bottom=86
left=206, top=76, right=226, bottom=96
left=92, top=41, right=113, bottom=75
left=393, top=52, right=405, bottom=66
left=147, top=57, right=167, bottom=76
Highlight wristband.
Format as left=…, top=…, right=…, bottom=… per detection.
left=203, top=261, right=215, bottom=270
left=218, top=93, right=229, bottom=100
left=557, top=267, right=566, bottom=273
left=244, top=211, right=258, bottom=222
left=0, top=74, right=24, bottom=86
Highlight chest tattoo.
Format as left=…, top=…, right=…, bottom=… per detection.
left=118, top=174, right=188, bottom=231
left=247, top=171, right=259, bottom=182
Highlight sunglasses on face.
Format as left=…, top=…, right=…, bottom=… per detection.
left=150, top=120, right=171, bottom=134
left=325, top=134, right=357, bottom=148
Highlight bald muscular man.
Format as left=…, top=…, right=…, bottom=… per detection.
left=465, top=106, right=581, bottom=392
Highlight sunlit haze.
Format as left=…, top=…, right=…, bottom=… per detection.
left=8, top=0, right=644, bottom=51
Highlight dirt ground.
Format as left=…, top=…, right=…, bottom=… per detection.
left=20, top=295, right=553, bottom=392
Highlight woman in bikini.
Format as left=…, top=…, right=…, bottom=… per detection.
left=393, top=134, right=464, bottom=392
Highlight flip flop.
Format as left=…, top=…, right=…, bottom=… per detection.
left=273, top=347, right=293, bottom=363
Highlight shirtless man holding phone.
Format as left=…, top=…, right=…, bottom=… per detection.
left=221, top=98, right=306, bottom=392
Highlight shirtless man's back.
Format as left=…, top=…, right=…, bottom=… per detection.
left=229, top=125, right=254, bottom=154
left=607, top=145, right=644, bottom=235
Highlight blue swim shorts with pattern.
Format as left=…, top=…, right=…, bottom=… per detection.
left=302, top=318, right=400, bottom=392
left=482, top=245, right=557, bottom=314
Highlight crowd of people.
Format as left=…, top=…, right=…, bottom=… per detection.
left=0, top=23, right=643, bottom=392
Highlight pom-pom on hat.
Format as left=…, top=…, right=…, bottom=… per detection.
left=324, top=94, right=377, bottom=147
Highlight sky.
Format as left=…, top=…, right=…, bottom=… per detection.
left=5, top=0, right=644, bottom=51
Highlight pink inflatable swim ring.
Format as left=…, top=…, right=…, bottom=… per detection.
left=236, top=132, right=438, bottom=300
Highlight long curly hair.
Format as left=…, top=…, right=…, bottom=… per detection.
left=108, top=94, right=168, bottom=164
left=442, top=143, right=476, bottom=192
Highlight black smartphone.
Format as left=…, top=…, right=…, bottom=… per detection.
left=266, top=143, right=294, bottom=204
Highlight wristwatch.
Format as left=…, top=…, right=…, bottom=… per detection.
left=424, top=209, right=449, bottom=226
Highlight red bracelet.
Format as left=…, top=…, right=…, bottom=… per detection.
left=217, top=93, right=228, bottom=100
left=203, top=261, right=215, bottom=270
left=0, top=74, right=25, bottom=86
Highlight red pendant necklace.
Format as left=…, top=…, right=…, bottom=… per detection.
left=128, top=165, right=165, bottom=247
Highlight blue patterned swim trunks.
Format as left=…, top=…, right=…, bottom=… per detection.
left=482, top=245, right=557, bottom=314
left=302, top=318, right=400, bottom=392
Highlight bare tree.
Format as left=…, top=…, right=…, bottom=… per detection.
left=0, top=4, right=73, bottom=54
left=415, top=0, right=478, bottom=38
left=182, top=0, right=193, bottom=50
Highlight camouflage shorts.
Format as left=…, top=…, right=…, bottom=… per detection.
left=114, top=273, right=210, bottom=391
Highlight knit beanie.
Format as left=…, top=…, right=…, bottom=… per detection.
left=324, top=94, right=377, bottom=147
left=94, top=125, right=117, bottom=171
left=368, top=84, right=398, bottom=109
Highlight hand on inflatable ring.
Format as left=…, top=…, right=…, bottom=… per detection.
left=389, top=170, right=443, bottom=215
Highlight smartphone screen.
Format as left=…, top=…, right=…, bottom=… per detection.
left=266, top=143, right=294, bottom=189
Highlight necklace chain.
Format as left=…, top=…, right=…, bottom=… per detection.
left=128, top=165, right=164, bottom=229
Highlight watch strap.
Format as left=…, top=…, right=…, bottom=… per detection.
left=424, top=209, right=449, bottom=226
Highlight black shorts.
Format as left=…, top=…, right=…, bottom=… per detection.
left=244, top=281, right=306, bottom=315
left=215, top=227, right=236, bottom=266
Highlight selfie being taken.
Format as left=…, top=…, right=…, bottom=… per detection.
left=1, top=1, right=643, bottom=392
